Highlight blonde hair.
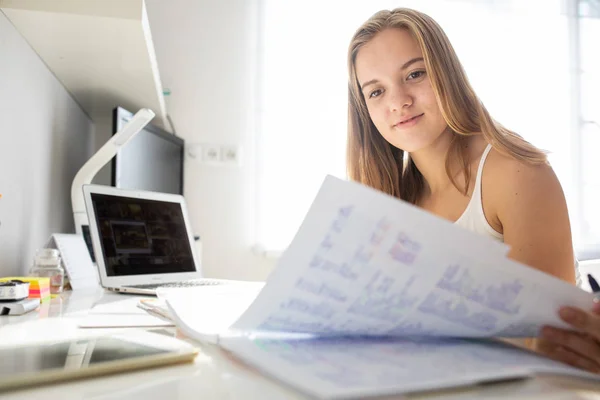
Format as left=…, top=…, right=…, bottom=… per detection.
left=347, top=8, right=546, bottom=204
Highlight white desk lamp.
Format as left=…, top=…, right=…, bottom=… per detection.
left=71, top=108, right=156, bottom=234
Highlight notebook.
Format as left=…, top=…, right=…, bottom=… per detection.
left=164, top=175, right=600, bottom=399
left=82, top=184, right=228, bottom=295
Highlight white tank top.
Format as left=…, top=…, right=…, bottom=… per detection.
left=454, top=144, right=503, bottom=241
left=453, top=144, right=582, bottom=286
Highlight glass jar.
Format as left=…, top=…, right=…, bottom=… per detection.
left=30, top=248, right=65, bottom=294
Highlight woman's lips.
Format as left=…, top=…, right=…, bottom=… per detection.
left=394, top=113, right=424, bottom=129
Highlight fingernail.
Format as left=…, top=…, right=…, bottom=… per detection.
left=559, top=308, right=580, bottom=324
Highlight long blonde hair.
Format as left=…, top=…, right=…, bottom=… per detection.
left=347, top=8, right=546, bottom=204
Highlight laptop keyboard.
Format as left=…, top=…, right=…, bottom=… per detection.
left=125, top=279, right=225, bottom=290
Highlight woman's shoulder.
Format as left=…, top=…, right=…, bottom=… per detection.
left=483, top=145, right=565, bottom=214
left=480, top=143, right=574, bottom=284
left=485, top=146, right=557, bottom=186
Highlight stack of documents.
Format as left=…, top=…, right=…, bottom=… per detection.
left=165, top=175, right=600, bottom=399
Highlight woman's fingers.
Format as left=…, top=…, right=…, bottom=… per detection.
left=559, top=307, right=600, bottom=341
left=536, top=337, right=600, bottom=373
left=540, top=326, right=600, bottom=370
left=552, top=346, right=600, bottom=373
left=537, top=304, right=600, bottom=373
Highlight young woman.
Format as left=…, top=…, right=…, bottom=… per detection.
left=346, top=7, right=600, bottom=373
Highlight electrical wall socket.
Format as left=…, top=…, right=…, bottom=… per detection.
left=202, top=144, right=221, bottom=163
left=220, top=145, right=242, bottom=165
left=187, top=143, right=242, bottom=166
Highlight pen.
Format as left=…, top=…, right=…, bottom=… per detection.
left=587, top=274, right=600, bottom=294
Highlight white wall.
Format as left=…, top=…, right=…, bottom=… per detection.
left=145, top=0, right=276, bottom=280
left=0, top=11, right=94, bottom=276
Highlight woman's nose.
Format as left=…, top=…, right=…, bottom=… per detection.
left=388, top=87, right=412, bottom=112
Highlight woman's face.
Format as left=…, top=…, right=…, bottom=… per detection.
left=355, top=28, right=449, bottom=153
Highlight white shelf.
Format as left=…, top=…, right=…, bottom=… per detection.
left=0, top=0, right=168, bottom=129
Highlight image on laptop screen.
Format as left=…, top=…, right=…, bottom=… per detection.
left=89, top=193, right=196, bottom=276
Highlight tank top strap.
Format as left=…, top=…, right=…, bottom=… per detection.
left=473, top=144, right=493, bottom=195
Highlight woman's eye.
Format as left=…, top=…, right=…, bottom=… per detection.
left=407, top=70, right=425, bottom=80
left=369, top=89, right=383, bottom=98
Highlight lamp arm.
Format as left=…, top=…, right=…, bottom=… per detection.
left=71, top=108, right=155, bottom=234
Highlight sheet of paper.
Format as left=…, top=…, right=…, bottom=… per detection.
left=220, top=335, right=599, bottom=399
left=75, top=314, right=174, bottom=328
left=70, top=298, right=174, bottom=328
left=88, top=298, right=148, bottom=315
left=164, top=285, right=264, bottom=343
left=231, top=175, right=594, bottom=338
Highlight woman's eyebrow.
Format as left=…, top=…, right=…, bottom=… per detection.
left=360, top=79, right=379, bottom=91
left=401, top=57, right=424, bottom=70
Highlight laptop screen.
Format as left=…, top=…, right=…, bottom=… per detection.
left=89, top=193, right=196, bottom=276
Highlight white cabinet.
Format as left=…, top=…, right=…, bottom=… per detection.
left=0, top=0, right=168, bottom=129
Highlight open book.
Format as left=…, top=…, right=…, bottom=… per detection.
left=165, top=175, right=600, bottom=399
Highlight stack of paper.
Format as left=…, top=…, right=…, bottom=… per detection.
left=165, top=175, right=600, bottom=399
left=0, top=277, right=51, bottom=303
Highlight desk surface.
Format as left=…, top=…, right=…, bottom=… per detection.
left=1, top=289, right=600, bottom=400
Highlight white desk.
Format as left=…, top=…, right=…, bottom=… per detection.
left=2, top=289, right=600, bottom=400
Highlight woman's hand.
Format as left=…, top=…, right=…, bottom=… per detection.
left=537, top=301, right=600, bottom=373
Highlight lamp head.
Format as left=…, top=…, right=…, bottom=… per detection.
left=114, top=108, right=156, bottom=147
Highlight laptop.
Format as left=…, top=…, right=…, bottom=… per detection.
left=82, top=184, right=226, bottom=295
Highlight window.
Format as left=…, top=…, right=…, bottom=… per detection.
left=578, top=2, right=600, bottom=258
left=255, top=0, right=599, bottom=257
